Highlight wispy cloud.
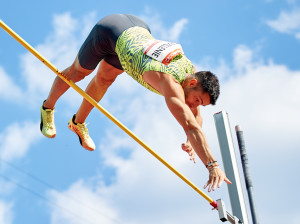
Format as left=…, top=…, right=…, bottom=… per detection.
left=0, top=200, right=13, bottom=224
left=0, top=121, right=42, bottom=162
left=0, top=66, right=23, bottom=102
left=266, top=8, right=300, bottom=39
left=20, top=12, right=96, bottom=107
left=140, top=7, right=188, bottom=42
left=217, top=45, right=300, bottom=142
left=48, top=180, right=119, bottom=224
left=0, top=12, right=97, bottom=108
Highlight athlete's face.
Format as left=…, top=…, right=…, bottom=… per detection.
left=183, top=79, right=211, bottom=109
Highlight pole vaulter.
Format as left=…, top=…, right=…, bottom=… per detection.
left=0, top=20, right=242, bottom=223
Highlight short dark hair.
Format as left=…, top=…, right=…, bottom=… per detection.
left=192, top=71, right=220, bottom=105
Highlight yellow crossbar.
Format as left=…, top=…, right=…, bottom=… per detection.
left=0, top=20, right=217, bottom=207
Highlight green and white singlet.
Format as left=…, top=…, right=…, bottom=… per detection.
left=116, top=27, right=194, bottom=95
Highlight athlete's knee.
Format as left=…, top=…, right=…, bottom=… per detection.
left=95, top=74, right=117, bottom=88
left=94, top=62, right=122, bottom=87
left=63, top=59, right=93, bottom=82
left=62, top=67, right=89, bottom=82
left=73, top=70, right=91, bottom=82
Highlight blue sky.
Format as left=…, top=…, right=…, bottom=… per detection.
left=0, top=0, right=300, bottom=224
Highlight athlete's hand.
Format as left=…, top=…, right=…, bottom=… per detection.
left=181, top=141, right=196, bottom=163
left=204, top=167, right=232, bottom=192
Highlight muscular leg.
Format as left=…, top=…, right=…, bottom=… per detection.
left=74, top=60, right=123, bottom=123
left=43, top=56, right=94, bottom=109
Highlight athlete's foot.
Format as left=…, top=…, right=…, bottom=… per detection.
left=40, top=101, right=56, bottom=138
left=68, top=115, right=95, bottom=151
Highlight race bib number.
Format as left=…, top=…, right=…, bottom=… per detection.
left=142, top=39, right=184, bottom=65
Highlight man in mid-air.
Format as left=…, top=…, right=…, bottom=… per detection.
left=40, top=14, right=231, bottom=192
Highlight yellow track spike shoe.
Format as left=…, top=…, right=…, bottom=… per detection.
left=40, top=104, right=56, bottom=138
left=68, top=115, right=95, bottom=151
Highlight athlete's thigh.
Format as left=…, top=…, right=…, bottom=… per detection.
left=96, top=59, right=123, bottom=83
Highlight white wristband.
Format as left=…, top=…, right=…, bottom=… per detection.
left=208, top=166, right=219, bottom=172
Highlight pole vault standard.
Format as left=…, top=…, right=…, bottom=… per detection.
left=0, top=20, right=241, bottom=223
left=235, top=126, right=259, bottom=224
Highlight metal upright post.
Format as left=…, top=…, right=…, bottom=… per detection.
left=214, top=111, right=249, bottom=224
left=235, top=125, right=259, bottom=224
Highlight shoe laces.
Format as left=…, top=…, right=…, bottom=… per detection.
left=44, top=109, right=55, bottom=128
left=76, top=123, right=90, bottom=139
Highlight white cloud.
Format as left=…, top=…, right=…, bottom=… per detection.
left=287, top=0, right=297, bottom=4
left=0, top=12, right=97, bottom=108
left=0, top=201, right=13, bottom=224
left=266, top=8, right=300, bottom=39
left=0, top=121, right=42, bottom=162
left=0, top=66, right=23, bottom=102
left=0, top=13, right=96, bottom=108
left=218, top=45, right=300, bottom=149
left=20, top=12, right=93, bottom=106
left=48, top=180, right=119, bottom=224
left=167, top=18, right=189, bottom=42
left=140, top=8, right=188, bottom=42
left=51, top=13, right=78, bottom=39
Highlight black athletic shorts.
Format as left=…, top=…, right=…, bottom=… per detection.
left=78, top=14, right=151, bottom=70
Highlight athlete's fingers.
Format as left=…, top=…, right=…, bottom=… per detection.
left=208, top=180, right=213, bottom=192
left=204, top=178, right=214, bottom=192
left=212, top=176, right=219, bottom=191
left=217, top=177, right=224, bottom=188
left=225, top=177, right=232, bottom=184
left=204, top=181, right=209, bottom=190
left=189, top=154, right=196, bottom=163
left=192, top=154, right=196, bottom=163
left=181, top=143, right=189, bottom=151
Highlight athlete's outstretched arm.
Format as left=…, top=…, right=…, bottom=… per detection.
left=182, top=107, right=202, bottom=163
left=143, top=71, right=231, bottom=192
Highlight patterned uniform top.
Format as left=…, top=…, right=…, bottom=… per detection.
left=115, top=26, right=194, bottom=95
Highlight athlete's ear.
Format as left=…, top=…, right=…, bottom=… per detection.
left=188, top=78, right=198, bottom=87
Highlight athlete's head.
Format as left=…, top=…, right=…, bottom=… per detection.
left=183, top=71, right=220, bottom=108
